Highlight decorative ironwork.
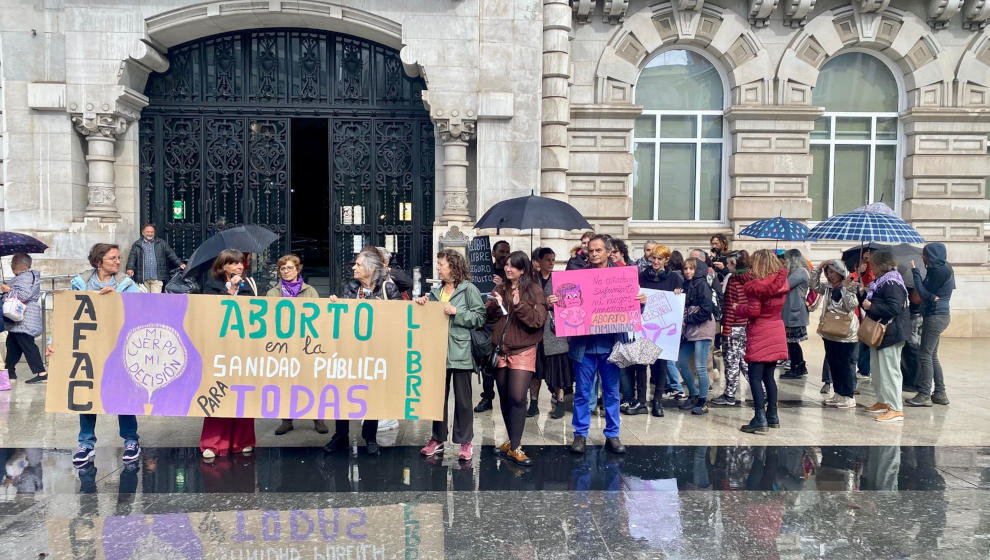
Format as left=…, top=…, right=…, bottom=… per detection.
left=141, top=29, right=433, bottom=291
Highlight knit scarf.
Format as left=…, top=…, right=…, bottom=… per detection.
left=280, top=278, right=304, bottom=298
left=866, top=270, right=906, bottom=301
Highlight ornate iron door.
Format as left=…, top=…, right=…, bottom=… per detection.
left=140, top=29, right=434, bottom=290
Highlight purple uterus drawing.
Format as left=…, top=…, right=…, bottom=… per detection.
left=101, top=293, right=202, bottom=416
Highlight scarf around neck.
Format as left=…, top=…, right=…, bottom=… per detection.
left=866, top=270, right=906, bottom=301
left=280, top=278, right=304, bottom=297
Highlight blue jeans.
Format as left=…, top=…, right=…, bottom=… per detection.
left=572, top=353, right=621, bottom=438
left=665, top=360, right=683, bottom=392
left=677, top=339, right=712, bottom=400
left=78, top=414, right=139, bottom=449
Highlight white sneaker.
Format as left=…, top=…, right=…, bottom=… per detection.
left=202, top=448, right=216, bottom=459
left=823, top=394, right=839, bottom=406
left=241, top=446, right=253, bottom=454
left=833, top=396, right=856, bottom=409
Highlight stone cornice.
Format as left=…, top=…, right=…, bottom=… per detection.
left=569, top=103, right=644, bottom=119
left=900, top=107, right=990, bottom=125
left=724, top=105, right=824, bottom=122
left=927, top=0, right=965, bottom=29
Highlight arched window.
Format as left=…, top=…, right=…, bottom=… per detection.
left=810, top=52, right=900, bottom=220
left=632, top=49, right=725, bottom=221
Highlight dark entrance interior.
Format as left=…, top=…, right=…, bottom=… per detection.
left=290, top=118, right=330, bottom=294
left=139, top=29, right=435, bottom=293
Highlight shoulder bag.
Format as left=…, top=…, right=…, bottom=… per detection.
left=488, top=312, right=513, bottom=372
left=818, top=308, right=853, bottom=339
left=2, top=296, right=25, bottom=322
left=857, top=314, right=888, bottom=347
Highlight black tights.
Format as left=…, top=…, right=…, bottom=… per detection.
left=747, top=362, right=779, bottom=413
left=787, top=341, right=805, bottom=368
left=495, top=367, right=533, bottom=449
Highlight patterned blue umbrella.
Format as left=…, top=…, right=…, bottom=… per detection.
left=0, top=231, right=48, bottom=257
left=738, top=217, right=810, bottom=241
left=806, top=204, right=925, bottom=243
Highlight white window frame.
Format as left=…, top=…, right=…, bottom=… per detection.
left=632, top=110, right=725, bottom=222
left=809, top=112, right=901, bottom=218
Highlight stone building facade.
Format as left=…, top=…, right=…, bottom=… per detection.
left=1, top=0, right=988, bottom=334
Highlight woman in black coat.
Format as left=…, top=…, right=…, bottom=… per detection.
left=861, top=249, right=910, bottom=423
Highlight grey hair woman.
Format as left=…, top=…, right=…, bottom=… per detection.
left=780, top=248, right=811, bottom=380
left=861, top=248, right=911, bottom=423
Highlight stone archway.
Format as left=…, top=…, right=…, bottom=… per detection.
left=956, top=30, right=990, bottom=107
left=594, top=1, right=772, bottom=106
left=775, top=5, right=951, bottom=108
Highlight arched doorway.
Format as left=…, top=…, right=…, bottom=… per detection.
left=139, top=29, right=434, bottom=293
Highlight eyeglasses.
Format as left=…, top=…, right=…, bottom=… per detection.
left=279, top=266, right=298, bottom=272
left=102, top=256, right=121, bottom=262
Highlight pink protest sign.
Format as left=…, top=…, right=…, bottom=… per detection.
left=551, top=266, right=642, bottom=337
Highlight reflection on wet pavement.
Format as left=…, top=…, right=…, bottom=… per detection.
left=2, top=445, right=989, bottom=558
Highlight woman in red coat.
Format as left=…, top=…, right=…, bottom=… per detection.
left=734, top=249, right=790, bottom=434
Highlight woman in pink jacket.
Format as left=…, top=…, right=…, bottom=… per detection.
left=734, top=249, right=790, bottom=434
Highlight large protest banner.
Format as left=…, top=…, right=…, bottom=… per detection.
left=46, top=292, right=449, bottom=420
left=550, top=266, right=641, bottom=337
left=468, top=235, right=495, bottom=293
left=638, top=289, right=686, bottom=359
left=48, top=504, right=444, bottom=559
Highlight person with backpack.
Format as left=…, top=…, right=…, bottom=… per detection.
left=416, top=250, right=486, bottom=462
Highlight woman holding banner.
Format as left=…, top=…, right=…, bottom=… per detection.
left=200, top=249, right=257, bottom=459
left=486, top=251, right=547, bottom=466
left=269, top=254, right=328, bottom=437
left=416, top=249, right=486, bottom=462
left=324, top=247, right=402, bottom=456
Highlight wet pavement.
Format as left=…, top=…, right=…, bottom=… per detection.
left=2, top=338, right=990, bottom=558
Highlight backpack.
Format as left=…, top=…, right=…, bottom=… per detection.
left=710, top=279, right=724, bottom=323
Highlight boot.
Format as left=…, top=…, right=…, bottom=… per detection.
left=274, top=420, right=294, bottom=435
left=740, top=409, right=769, bottom=434
left=313, top=420, right=329, bottom=434
left=765, top=406, right=780, bottom=429
left=526, top=399, right=540, bottom=417
left=651, top=393, right=664, bottom=417
left=550, top=398, right=565, bottom=419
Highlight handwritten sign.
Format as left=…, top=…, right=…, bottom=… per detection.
left=468, top=235, right=495, bottom=293
left=48, top=504, right=443, bottom=560
left=46, top=292, right=449, bottom=420
left=639, top=289, right=686, bottom=359
left=551, top=266, right=641, bottom=337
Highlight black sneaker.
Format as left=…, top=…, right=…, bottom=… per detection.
left=625, top=402, right=648, bottom=415
left=931, top=392, right=950, bottom=405
left=474, top=397, right=493, bottom=413
left=905, top=394, right=933, bottom=407
left=73, top=446, right=95, bottom=468
left=25, top=374, right=47, bottom=384
left=526, top=399, right=539, bottom=417
left=651, top=401, right=664, bottom=417
left=121, top=441, right=141, bottom=462
left=619, top=402, right=630, bottom=413
left=678, top=396, right=698, bottom=410
left=710, top=395, right=737, bottom=407
left=550, top=399, right=565, bottom=419
left=322, top=433, right=349, bottom=453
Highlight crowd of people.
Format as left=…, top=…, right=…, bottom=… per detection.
left=1, top=223, right=957, bottom=470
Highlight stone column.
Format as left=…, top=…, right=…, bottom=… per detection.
left=434, top=110, right=476, bottom=224
left=71, top=112, right=131, bottom=220
left=541, top=0, right=571, bottom=201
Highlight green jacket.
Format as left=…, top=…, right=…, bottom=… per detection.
left=430, top=280, right=485, bottom=370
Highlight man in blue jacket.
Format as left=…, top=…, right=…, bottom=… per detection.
left=906, top=243, right=954, bottom=407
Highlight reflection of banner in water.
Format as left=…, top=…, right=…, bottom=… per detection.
left=638, top=290, right=685, bottom=359
left=46, top=292, right=449, bottom=421
left=623, top=477, right=681, bottom=547
left=49, top=504, right=443, bottom=559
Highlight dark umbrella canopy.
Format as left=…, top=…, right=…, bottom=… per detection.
left=738, top=217, right=809, bottom=241
left=475, top=194, right=591, bottom=233
left=841, top=243, right=924, bottom=288
left=0, top=232, right=48, bottom=257
left=184, top=225, right=279, bottom=276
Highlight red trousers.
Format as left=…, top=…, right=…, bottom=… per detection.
left=200, top=417, right=255, bottom=455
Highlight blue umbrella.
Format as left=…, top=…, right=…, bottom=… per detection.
left=738, top=217, right=810, bottom=241
left=806, top=204, right=925, bottom=243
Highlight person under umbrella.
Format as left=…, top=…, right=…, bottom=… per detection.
left=1, top=254, right=46, bottom=383
left=906, top=243, right=954, bottom=407
left=269, top=254, right=328, bottom=437
left=200, top=249, right=256, bottom=459
left=861, top=249, right=911, bottom=423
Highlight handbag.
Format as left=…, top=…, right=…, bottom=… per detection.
left=857, top=314, right=888, bottom=347
left=488, top=313, right=513, bottom=372
left=165, top=269, right=200, bottom=294
left=818, top=309, right=853, bottom=339
left=3, top=296, right=25, bottom=322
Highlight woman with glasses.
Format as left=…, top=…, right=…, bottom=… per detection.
left=269, top=254, right=328, bottom=437
left=323, top=247, right=401, bottom=455
left=200, top=249, right=257, bottom=459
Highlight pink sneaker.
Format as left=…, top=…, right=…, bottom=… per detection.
left=457, top=442, right=473, bottom=462
left=420, top=438, right=444, bottom=456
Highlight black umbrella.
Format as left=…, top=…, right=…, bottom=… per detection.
left=841, top=243, right=924, bottom=288
left=183, top=225, right=279, bottom=276
left=475, top=192, right=591, bottom=250
left=0, top=232, right=48, bottom=282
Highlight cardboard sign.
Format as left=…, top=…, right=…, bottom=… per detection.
left=550, top=266, right=642, bottom=337
left=468, top=235, right=495, bottom=293
left=46, top=292, right=449, bottom=421
left=638, top=289, right=686, bottom=359
left=48, top=504, right=443, bottom=560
